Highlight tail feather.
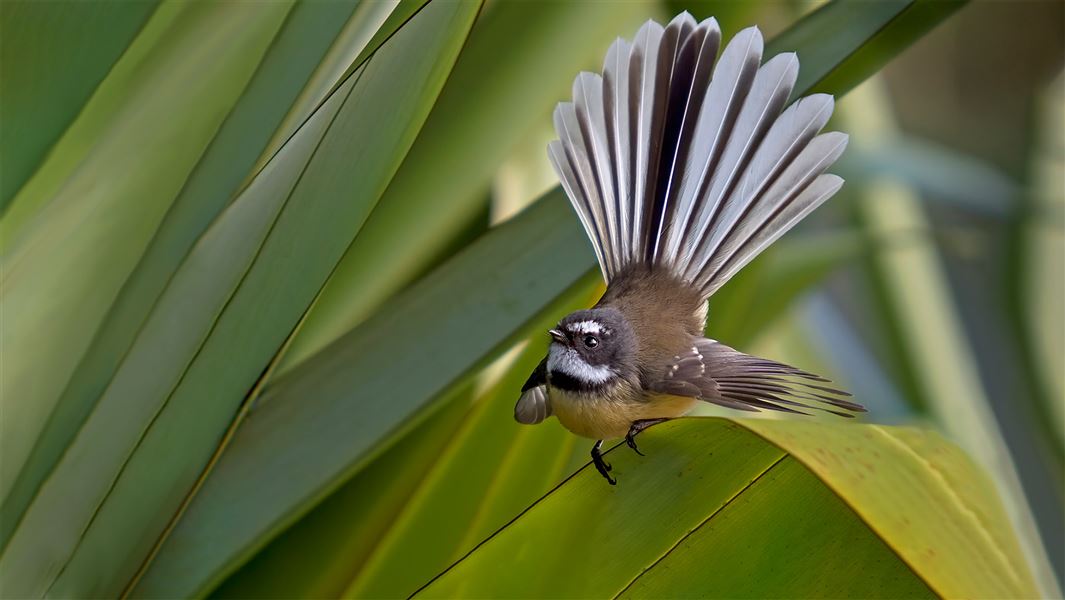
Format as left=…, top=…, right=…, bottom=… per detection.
left=630, top=19, right=669, bottom=264
left=550, top=14, right=848, bottom=300
left=551, top=104, right=614, bottom=275
left=697, top=130, right=848, bottom=293
left=573, top=72, right=618, bottom=271
left=548, top=138, right=607, bottom=274
left=678, top=52, right=798, bottom=273
left=665, top=25, right=760, bottom=269
left=708, top=172, right=844, bottom=294
left=650, top=16, right=720, bottom=265
left=602, top=37, right=634, bottom=262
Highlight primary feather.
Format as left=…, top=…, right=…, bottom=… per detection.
left=548, top=14, right=847, bottom=300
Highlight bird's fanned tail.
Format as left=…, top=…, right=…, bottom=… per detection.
left=548, top=13, right=847, bottom=301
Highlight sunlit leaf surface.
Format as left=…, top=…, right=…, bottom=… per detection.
left=419, top=419, right=1037, bottom=599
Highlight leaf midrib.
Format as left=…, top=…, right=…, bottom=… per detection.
left=611, top=453, right=789, bottom=599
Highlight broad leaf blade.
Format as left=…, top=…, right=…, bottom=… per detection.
left=0, top=1, right=481, bottom=596
left=0, top=0, right=159, bottom=209
left=618, top=456, right=929, bottom=599
left=842, top=80, right=1061, bottom=596
left=0, top=0, right=366, bottom=550
left=0, top=65, right=343, bottom=597
left=210, top=382, right=478, bottom=600
left=419, top=419, right=1037, bottom=599
left=133, top=191, right=595, bottom=598
left=768, top=0, right=966, bottom=99
left=0, top=0, right=293, bottom=544
left=341, top=285, right=600, bottom=599
left=248, top=1, right=400, bottom=176
left=745, top=420, right=1038, bottom=598
left=63, top=3, right=479, bottom=594
left=247, top=0, right=430, bottom=177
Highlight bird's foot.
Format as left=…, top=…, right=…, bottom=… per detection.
left=590, top=440, right=616, bottom=485
left=625, top=418, right=670, bottom=456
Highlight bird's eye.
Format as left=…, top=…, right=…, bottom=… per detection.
left=583, top=335, right=599, bottom=348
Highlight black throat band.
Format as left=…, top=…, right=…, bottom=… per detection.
left=548, top=369, right=608, bottom=394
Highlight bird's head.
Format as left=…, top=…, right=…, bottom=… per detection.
left=546, top=307, right=635, bottom=393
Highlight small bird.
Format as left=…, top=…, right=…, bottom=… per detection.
left=514, top=14, right=865, bottom=485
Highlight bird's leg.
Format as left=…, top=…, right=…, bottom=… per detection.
left=590, top=440, right=616, bottom=485
left=625, top=418, right=670, bottom=456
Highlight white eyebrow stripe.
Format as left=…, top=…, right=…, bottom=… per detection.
left=567, top=320, right=603, bottom=335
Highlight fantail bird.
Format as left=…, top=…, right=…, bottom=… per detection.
left=513, top=14, right=866, bottom=485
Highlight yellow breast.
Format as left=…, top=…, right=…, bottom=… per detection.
left=549, top=383, right=697, bottom=440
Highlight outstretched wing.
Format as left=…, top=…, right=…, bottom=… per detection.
left=648, top=338, right=864, bottom=417
left=514, top=358, right=551, bottom=425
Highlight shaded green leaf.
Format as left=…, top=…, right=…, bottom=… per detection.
left=844, top=136, right=1018, bottom=216
left=341, top=284, right=600, bottom=600
left=246, top=0, right=431, bottom=179
left=210, top=381, right=478, bottom=600
left=1, top=0, right=293, bottom=545
left=134, top=190, right=596, bottom=598
left=769, top=0, right=966, bottom=99
left=0, top=0, right=365, bottom=550
left=0, top=0, right=159, bottom=209
left=0, top=1, right=481, bottom=596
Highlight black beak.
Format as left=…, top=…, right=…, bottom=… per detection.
left=548, top=329, right=567, bottom=344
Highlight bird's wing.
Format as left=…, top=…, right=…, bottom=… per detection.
left=647, top=338, right=863, bottom=417
left=514, top=358, right=552, bottom=425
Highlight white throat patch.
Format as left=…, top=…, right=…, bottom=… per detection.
left=547, top=344, right=614, bottom=384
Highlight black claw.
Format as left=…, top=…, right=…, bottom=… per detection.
left=625, top=434, right=644, bottom=456
left=590, top=440, right=617, bottom=485
left=625, top=418, right=669, bottom=458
